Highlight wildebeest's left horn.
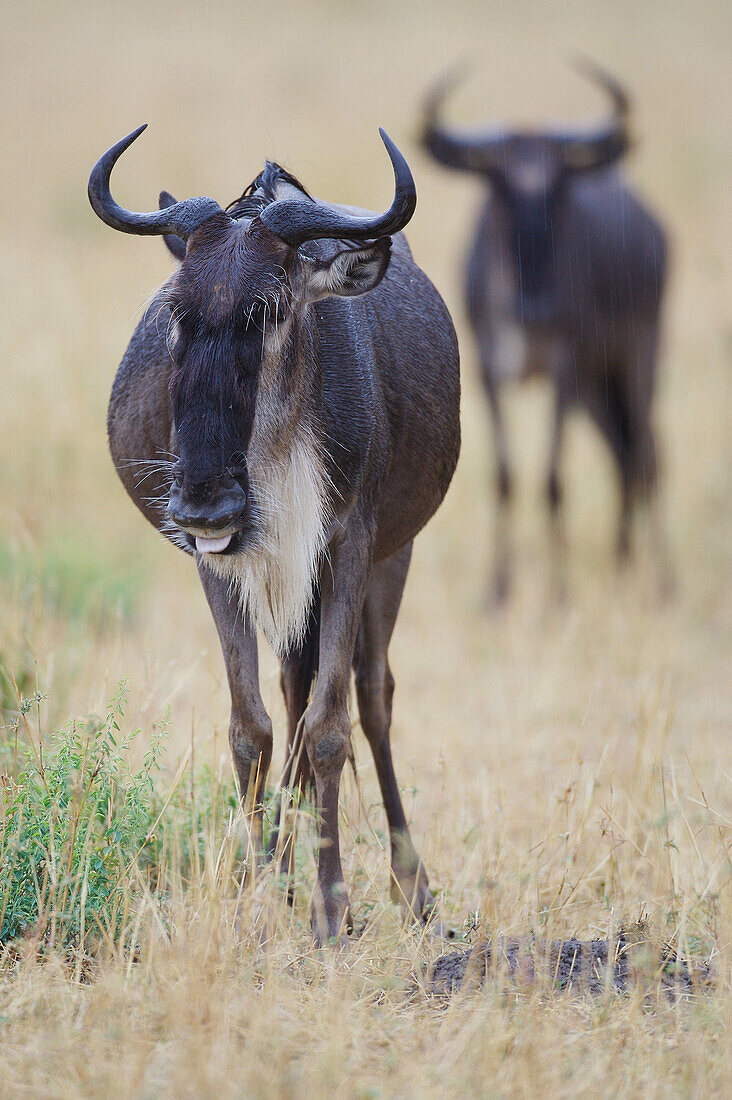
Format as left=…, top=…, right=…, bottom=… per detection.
left=88, top=125, right=222, bottom=239
left=259, top=129, right=416, bottom=246
left=421, top=65, right=507, bottom=174
left=558, top=59, right=631, bottom=171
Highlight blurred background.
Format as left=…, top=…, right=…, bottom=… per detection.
left=1, top=0, right=730, bottom=922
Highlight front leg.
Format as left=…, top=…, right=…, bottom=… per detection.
left=303, top=512, right=373, bottom=945
left=198, top=565, right=272, bottom=868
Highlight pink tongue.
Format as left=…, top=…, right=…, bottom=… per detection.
left=195, top=533, right=233, bottom=554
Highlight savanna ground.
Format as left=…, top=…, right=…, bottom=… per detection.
left=1, top=0, right=730, bottom=1094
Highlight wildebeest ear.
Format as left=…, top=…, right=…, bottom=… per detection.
left=303, top=239, right=391, bottom=301
left=158, top=191, right=187, bottom=262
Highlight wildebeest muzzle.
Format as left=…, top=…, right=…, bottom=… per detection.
left=167, top=470, right=247, bottom=554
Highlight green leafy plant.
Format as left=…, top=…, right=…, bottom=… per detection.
left=0, top=683, right=319, bottom=953
left=141, top=758, right=242, bottom=886
left=0, top=684, right=165, bottom=949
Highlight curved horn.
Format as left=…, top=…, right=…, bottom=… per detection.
left=422, top=64, right=507, bottom=173
left=259, top=129, right=416, bottom=246
left=557, top=59, right=631, bottom=170
left=88, top=125, right=222, bottom=238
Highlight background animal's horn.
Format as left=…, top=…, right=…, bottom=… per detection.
left=258, top=129, right=416, bottom=246
left=88, top=126, right=222, bottom=238
left=572, top=56, right=630, bottom=121
left=560, top=59, right=631, bottom=170
left=421, top=64, right=507, bottom=174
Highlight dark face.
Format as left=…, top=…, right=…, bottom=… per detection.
left=165, top=214, right=293, bottom=555
left=163, top=208, right=391, bottom=556
left=487, top=135, right=566, bottom=324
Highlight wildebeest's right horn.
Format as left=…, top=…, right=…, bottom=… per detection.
left=88, top=125, right=222, bottom=240
left=259, top=129, right=417, bottom=246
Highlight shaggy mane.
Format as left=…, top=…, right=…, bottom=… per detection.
left=226, top=162, right=313, bottom=221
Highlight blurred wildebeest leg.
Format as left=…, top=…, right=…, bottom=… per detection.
left=625, top=325, right=675, bottom=595
left=547, top=385, right=569, bottom=600
left=646, top=486, right=675, bottom=598
left=479, top=352, right=512, bottom=605
left=353, top=543, right=433, bottom=920
left=583, top=374, right=635, bottom=562
left=198, top=565, right=272, bottom=868
left=584, top=351, right=660, bottom=567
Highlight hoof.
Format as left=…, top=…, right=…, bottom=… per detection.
left=314, top=930, right=350, bottom=952
left=391, top=865, right=434, bottom=923
left=311, top=885, right=351, bottom=947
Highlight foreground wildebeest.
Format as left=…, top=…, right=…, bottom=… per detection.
left=423, top=63, right=669, bottom=601
left=88, top=126, right=460, bottom=942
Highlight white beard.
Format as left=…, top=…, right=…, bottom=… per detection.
left=200, top=421, right=331, bottom=659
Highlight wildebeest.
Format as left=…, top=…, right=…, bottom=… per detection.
left=423, top=62, right=669, bottom=601
left=88, top=126, right=460, bottom=942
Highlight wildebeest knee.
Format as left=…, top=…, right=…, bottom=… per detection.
left=303, top=703, right=350, bottom=774
left=228, top=709, right=272, bottom=771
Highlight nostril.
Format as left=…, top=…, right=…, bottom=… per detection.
left=217, top=497, right=247, bottom=529
left=167, top=487, right=246, bottom=532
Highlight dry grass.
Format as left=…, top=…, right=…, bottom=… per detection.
left=1, top=0, right=731, bottom=1095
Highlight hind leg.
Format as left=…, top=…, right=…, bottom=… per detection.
left=547, top=385, right=569, bottom=600
left=353, top=543, right=433, bottom=920
left=625, top=334, right=675, bottom=596
left=478, top=357, right=512, bottom=606
left=615, top=397, right=659, bottom=567
left=583, top=374, right=638, bottom=564
left=267, top=631, right=316, bottom=880
left=626, top=416, right=676, bottom=595
left=614, top=328, right=668, bottom=571
left=617, top=469, right=634, bottom=562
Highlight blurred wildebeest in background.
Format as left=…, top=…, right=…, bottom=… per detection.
left=423, top=61, right=670, bottom=602
left=89, top=126, right=460, bottom=943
